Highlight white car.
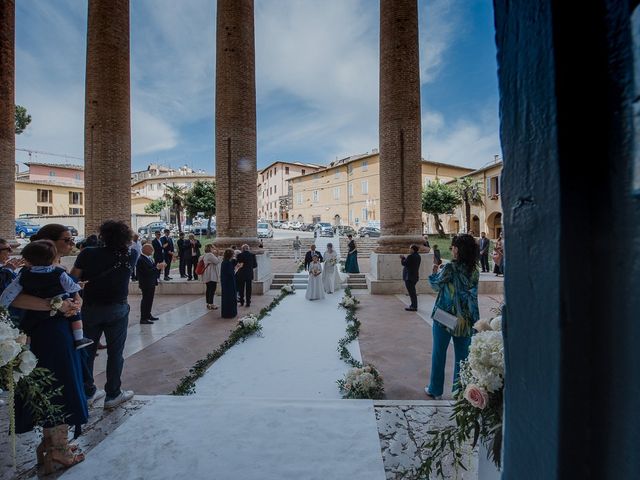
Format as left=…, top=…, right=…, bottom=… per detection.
left=257, top=222, right=274, bottom=238
left=280, top=222, right=290, bottom=230
left=290, top=221, right=301, bottom=230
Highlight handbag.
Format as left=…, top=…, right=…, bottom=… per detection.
left=432, top=307, right=458, bottom=330
left=195, top=258, right=207, bottom=276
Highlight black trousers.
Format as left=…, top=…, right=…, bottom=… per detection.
left=237, top=277, right=252, bottom=305
left=480, top=253, right=490, bottom=272
left=179, top=256, right=187, bottom=277
left=206, top=281, right=217, bottom=304
left=405, top=280, right=418, bottom=309
left=164, top=259, right=172, bottom=279
left=186, top=256, right=199, bottom=279
left=140, top=286, right=156, bottom=320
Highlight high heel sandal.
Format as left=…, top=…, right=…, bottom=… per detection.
left=37, top=440, right=79, bottom=465
left=41, top=425, right=85, bottom=474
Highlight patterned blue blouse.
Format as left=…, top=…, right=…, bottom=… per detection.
left=428, top=261, right=480, bottom=337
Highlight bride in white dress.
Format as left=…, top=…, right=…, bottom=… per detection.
left=322, top=243, right=342, bottom=294
left=305, top=254, right=325, bottom=300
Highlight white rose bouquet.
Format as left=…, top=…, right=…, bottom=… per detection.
left=280, top=284, right=296, bottom=294
left=418, top=313, right=505, bottom=475
left=337, top=364, right=384, bottom=399
left=339, top=294, right=360, bottom=310
left=237, top=314, right=262, bottom=339
left=328, top=258, right=337, bottom=267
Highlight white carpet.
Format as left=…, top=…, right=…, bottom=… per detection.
left=61, top=396, right=386, bottom=480
left=195, top=291, right=360, bottom=399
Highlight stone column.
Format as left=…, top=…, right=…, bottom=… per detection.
left=214, top=0, right=258, bottom=249
left=84, top=0, right=131, bottom=235
left=0, top=1, right=15, bottom=242
left=370, top=0, right=431, bottom=293
left=376, top=0, right=424, bottom=253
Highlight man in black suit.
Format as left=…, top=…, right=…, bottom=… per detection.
left=479, top=232, right=490, bottom=273
left=137, top=244, right=164, bottom=324
left=160, top=229, right=175, bottom=281
left=304, top=245, right=323, bottom=271
left=235, top=244, right=258, bottom=307
left=401, top=244, right=421, bottom=311
left=151, top=231, right=164, bottom=281
left=176, top=232, right=188, bottom=278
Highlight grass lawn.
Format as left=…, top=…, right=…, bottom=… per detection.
left=427, top=235, right=495, bottom=263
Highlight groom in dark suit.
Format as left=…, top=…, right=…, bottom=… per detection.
left=235, top=244, right=258, bottom=307
left=401, top=244, right=421, bottom=311
left=304, top=245, right=323, bottom=271
left=137, top=244, right=164, bottom=324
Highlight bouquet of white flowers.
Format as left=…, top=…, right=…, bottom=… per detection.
left=337, top=364, right=384, bottom=399
left=328, top=258, right=337, bottom=266
left=238, top=314, right=259, bottom=330
left=419, top=314, right=504, bottom=475
left=339, top=294, right=360, bottom=310
left=280, top=284, right=296, bottom=294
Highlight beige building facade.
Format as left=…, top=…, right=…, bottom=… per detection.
left=442, top=160, right=503, bottom=238
left=130, top=164, right=215, bottom=204
left=288, top=152, right=473, bottom=228
left=257, top=161, right=322, bottom=221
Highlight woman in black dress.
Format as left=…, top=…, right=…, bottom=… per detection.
left=220, top=248, right=238, bottom=318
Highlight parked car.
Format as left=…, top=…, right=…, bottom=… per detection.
left=15, top=220, right=41, bottom=239
left=358, top=226, right=381, bottom=238
left=272, top=221, right=282, bottom=229
left=192, top=223, right=216, bottom=236
left=314, top=222, right=334, bottom=237
left=290, top=221, right=302, bottom=230
left=279, top=222, right=290, bottom=230
left=138, top=222, right=168, bottom=236
left=298, top=223, right=313, bottom=232
left=335, top=225, right=356, bottom=236
left=257, top=222, right=274, bottom=238
left=66, top=225, right=79, bottom=237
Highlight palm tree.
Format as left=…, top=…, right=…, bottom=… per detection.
left=164, top=184, right=186, bottom=234
left=455, top=177, right=484, bottom=235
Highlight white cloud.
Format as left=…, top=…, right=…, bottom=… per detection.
left=419, top=0, right=461, bottom=84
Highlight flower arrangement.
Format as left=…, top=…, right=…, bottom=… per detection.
left=296, top=260, right=306, bottom=273
left=280, top=284, right=296, bottom=294
left=327, top=258, right=337, bottom=267
left=337, top=364, right=384, bottom=399
left=339, top=292, right=360, bottom=310
left=416, top=314, right=504, bottom=476
left=237, top=314, right=262, bottom=337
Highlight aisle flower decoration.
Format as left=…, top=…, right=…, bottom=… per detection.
left=280, top=284, right=296, bottom=294
left=339, top=289, right=360, bottom=310
left=237, top=314, right=262, bottom=337
left=416, top=314, right=505, bottom=476
left=296, top=260, right=305, bottom=273
left=337, top=364, right=384, bottom=399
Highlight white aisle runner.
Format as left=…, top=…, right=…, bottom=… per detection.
left=62, top=293, right=386, bottom=480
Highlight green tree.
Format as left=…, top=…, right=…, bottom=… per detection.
left=421, top=181, right=461, bottom=235
left=144, top=198, right=168, bottom=215
left=164, top=184, right=187, bottom=234
left=15, top=105, right=31, bottom=134
left=454, top=176, right=484, bottom=234
left=184, top=180, right=216, bottom=237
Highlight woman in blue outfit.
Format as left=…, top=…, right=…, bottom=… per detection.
left=220, top=248, right=238, bottom=319
left=344, top=235, right=360, bottom=273
left=0, top=225, right=88, bottom=473
left=425, top=233, right=480, bottom=400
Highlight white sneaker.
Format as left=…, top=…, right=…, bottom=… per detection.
left=87, top=389, right=106, bottom=406
left=424, top=386, right=442, bottom=400
left=104, top=390, right=134, bottom=409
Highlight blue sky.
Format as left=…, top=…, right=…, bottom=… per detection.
left=14, top=0, right=501, bottom=174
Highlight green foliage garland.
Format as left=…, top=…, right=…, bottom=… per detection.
left=172, top=289, right=295, bottom=396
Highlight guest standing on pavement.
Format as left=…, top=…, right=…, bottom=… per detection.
left=71, top=220, right=135, bottom=409
left=201, top=244, right=221, bottom=310
left=304, top=244, right=323, bottom=271
left=220, top=248, right=238, bottom=318
left=151, top=231, right=164, bottom=280
left=479, top=232, right=490, bottom=273
left=130, top=234, right=142, bottom=281
left=401, top=245, right=421, bottom=311
left=292, top=236, right=302, bottom=263
left=492, top=233, right=504, bottom=276
left=235, top=244, right=257, bottom=307
left=185, top=234, right=202, bottom=280
left=160, top=229, right=175, bottom=281
left=136, top=244, right=164, bottom=324
left=423, top=235, right=431, bottom=253
left=425, top=234, right=480, bottom=400
left=344, top=235, right=360, bottom=273
left=176, top=232, right=188, bottom=278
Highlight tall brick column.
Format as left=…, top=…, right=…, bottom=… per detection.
left=0, top=2, right=15, bottom=242
left=214, top=0, right=258, bottom=249
left=376, top=0, right=424, bottom=253
left=84, top=0, right=131, bottom=235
